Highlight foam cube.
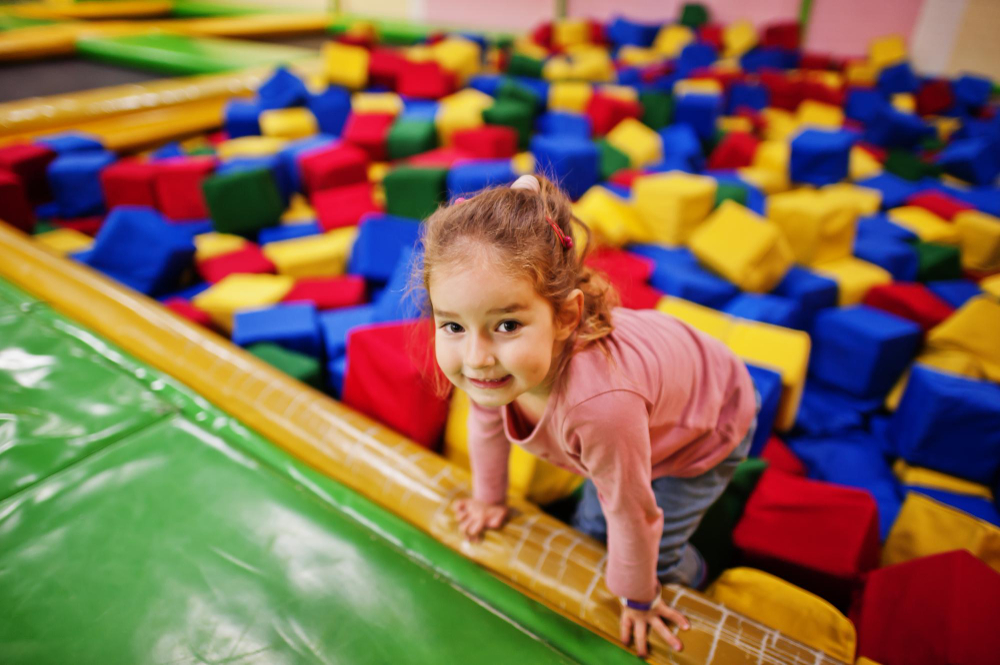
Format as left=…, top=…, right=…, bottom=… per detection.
left=528, top=134, right=598, bottom=200
left=689, top=200, right=794, bottom=292
left=955, top=210, right=1000, bottom=270
left=153, top=157, right=215, bottom=221
left=926, top=295, right=1000, bottom=382
left=635, top=245, right=739, bottom=307
left=307, top=86, right=352, bottom=136
left=281, top=275, right=366, bottom=311
left=223, top=99, right=262, bottom=139
left=36, top=133, right=102, bottom=154
left=707, top=131, right=759, bottom=170
left=863, top=283, right=954, bottom=331
left=382, top=166, right=447, bottom=220
left=938, top=136, right=1000, bottom=186
left=732, top=469, right=881, bottom=609
left=953, top=73, right=993, bottom=109
left=197, top=244, right=275, bottom=284
left=790, top=129, right=854, bottom=186
left=853, top=235, right=919, bottom=281
left=194, top=232, right=247, bottom=262
left=256, top=66, right=308, bottom=110
left=343, top=320, right=449, bottom=449
left=766, top=189, right=858, bottom=266
left=299, top=143, right=369, bottom=195
left=192, top=273, right=294, bottom=332
left=347, top=214, right=421, bottom=282
left=386, top=119, right=438, bottom=160
left=86, top=207, right=195, bottom=296
left=673, top=92, right=723, bottom=140
left=372, top=247, right=425, bottom=324
left=435, top=89, right=492, bottom=144
left=248, top=342, right=321, bottom=388
left=262, top=227, right=357, bottom=278
left=547, top=81, right=593, bottom=113
left=46, top=150, right=116, bottom=218
left=864, top=104, right=933, bottom=149
left=99, top=159, right=159, bottom=209
left=0, top=142, right=56, bottom=204
left=482, top=99, right=535, bottom=150
left=813, top=257, right=893, bottom=306
left=771, top=265, right=839, bottom=319
left=536, top=112, right=592, bottom=139
left=233, top=302, right=321, bottom=357
left=446, top=160, right=517, bottom=199
left=632, top=171, right=716, bottom=245
left=342, top=112, right=395, bottom=161
left=202, top=167, right=284, bottom=235
left=323, top=41, right=369, bottom=90
left=318, top=303, right=378, bottom=361
left=34, top=228, right=92, bottom=256
left=312, top=182, right=379, bottom=231
left=585, top=93, right=643, bottom=137
left=259, top=108, right=318, bottom=140
left=0, top=170, right=34, bottom=232
left=572, top=186, right=649, bottom=246
left=451, top=126, right=518, bottom=159
left=724, top=293, right=803, bottom=329
left=163, top=297, right=214, bottom=330
left=397, top=60, right=455, bottom=99
left=604, top=117, right=663, bottom=168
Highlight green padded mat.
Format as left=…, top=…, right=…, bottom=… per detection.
left=75, top=32, right=317, bottom=75
left=0, top=278, right=637, bottom=665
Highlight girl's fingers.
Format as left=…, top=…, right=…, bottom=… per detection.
left=486, top=510, right=505, bottom=528
left=634, top=618, right=648, bottom=657
left=619, top=614, right=632, bottom=646
left=657, top=604, right=691, bottom=631
left=651, top=617, right=683, bottom=652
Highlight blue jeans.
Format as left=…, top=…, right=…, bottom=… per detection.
left=571, top=390, right=760, bottom=589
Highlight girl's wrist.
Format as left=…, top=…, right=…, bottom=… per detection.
left=620, top=582, right=662, bottom=611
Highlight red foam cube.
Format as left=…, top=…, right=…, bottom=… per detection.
left=708, top=131, right=760, bottom=170
left=759, top=436, right=807, bottom=476
left=154, top=157, right=215, bottom=221
left=585, top=93, right=643, bottom=136
left=368, top=47, right=407, bottom=89
left=851, top=550, right=1000, bottom=665
left=406, top=147, right=476, bottom=168
left=905, top=190, right=973, bottom=221
left=342, top=112, right=396, bottom=162
left=916, top=79, right=955, bottom=116
left=343, top=319, right=450, bottom=450
left=697, top=24, right=724, bottom=50
left=163, top=296, right=215, bottom=330
left=52, top=215, right=104, bottom=236
left=0, top=170, right=36, bottom=233
left=281, top=275, right=367, bottom=310
left=759, top=70, right=804, bottom=111
left=585, top=247, right=659, bottom=309
left=452, top=126, right=519, bottom=159
left=299, top=143, right=369, bottom=195
left=396, top=61, right=456, bottom=100
left=312, top=181, right=380, bottom=231
left=862, top=282, right=955, bottom=332
left=100, top=158, right=159, bottom=209
left=0, top=142, right=56, bottom=204
left=197, top=244, right=276, bottom=284
left=761, top=22, right=800, bottom=50
left=732, top=469, right=881, bottom=609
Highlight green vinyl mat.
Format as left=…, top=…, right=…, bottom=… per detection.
left=0, top=278, right=637, bottom=665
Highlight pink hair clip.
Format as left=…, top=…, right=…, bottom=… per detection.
left=546, top=215, right=574, bottom=249
left=454, top=196, right=467, bottom=204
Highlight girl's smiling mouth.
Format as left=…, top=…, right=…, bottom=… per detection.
left=466, top=375, right=513, bottom=389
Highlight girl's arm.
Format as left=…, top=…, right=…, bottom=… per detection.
left=466, top=399, right=511, bottom=505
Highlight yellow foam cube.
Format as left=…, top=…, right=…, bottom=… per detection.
left=194, top=232, right=248, bottom=262
left=738, top=167, right=790, bottom=195
left=572, top=186, right=650, bottom=246
left=981, top=274, right=1000, bottom=298
left=934, top=116, right=962, bottom=142
left=193, top=274, right=294, bottom=332
left=352, top=92, right=402, bottom=117
left=718, top=116, right=754, bottom=134
left=892, top=93, right=916, bottom=113
left=552, top=18, right=591, bottom=49
left=436, top=88, right=493, bottom=144
left=893, top=460, right=994, bottom=501
left=512, top=37, right=549, bottom=61
left=674, top=78, right=724, bottom=97
left=689, top=201, right=795, bottom=292
left=849, top=146, right=884, bottom=180
left=322, top=41, right=369, bottom=90
left=653, top=23, right=695, bottom=58
left=443, top=389, right=583, bottom=505
left=846, top=61, right=879, bottom=86
left=706, top=568, right=856, bottom=663
left=822, top=183, right=883, bottom=215
left=217, top=136, right=286, bottom=161
left=813, top=257, right=893, bottom=305
left=869, top=35, right=907, bottom=71
left=617, top=46, right=664, bottom=68
left=761, top=107, right=799, bottom=141
left=766, top=189, right=858, bottom=266
left=955, top=210, right=1000, bottom=270
left=430, top=37, right=481, bottom=83
left=722, top=20, right=757, bottom=58
left=883, top=492, right=1000, bottom=574
left=598, top=84, right=639, bottom=103
left=263, top=227, right=358, bottom=278
left=547, top=45, right=614, bottom=82
left=259, top=107, right=318, bottom=140
left=548, top=81, right=593, bottom=113
left=281, top=194, right=315, bottom=223
left=633, top=172, right=717, bottom=245
left=605, top=117, right=663, bottom=168
left=926, top=295, right=1000, bottom=382
left=888, top=206, right=961, bottom=244
left=655, top=296, right=730, bottom=341
left=796, top=100, right=844, bottom=129
left=511, top=151, right=535, bottom=175
left=34, top=228, right=92, bottom=256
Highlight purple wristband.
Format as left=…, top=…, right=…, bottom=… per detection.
left=620, top=582, right=662, bottom=611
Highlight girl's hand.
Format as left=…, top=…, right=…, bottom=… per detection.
left=620, top=601, right=690, bottom=657
left=452, top=498, right=509, bottom=541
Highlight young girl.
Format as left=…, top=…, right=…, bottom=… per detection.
left=419, top=174, right=759, bottom=658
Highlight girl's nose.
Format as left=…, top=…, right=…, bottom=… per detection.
left=465, top=334, right=496, bottom=369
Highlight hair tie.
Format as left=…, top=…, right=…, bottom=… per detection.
left=546, top=215, right=574, bottom=249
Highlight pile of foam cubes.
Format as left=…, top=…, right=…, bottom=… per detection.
left=1, top=4, right=999, bottom=662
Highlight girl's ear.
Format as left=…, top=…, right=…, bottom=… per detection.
left=555, top=288, right=584, bottom=341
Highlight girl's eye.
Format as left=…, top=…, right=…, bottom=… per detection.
left=498, top=320, right=521, bottom=333
left=441, top=323, right=463, bottom=334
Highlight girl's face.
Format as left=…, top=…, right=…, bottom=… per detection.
left=429, top=254, right=578, bottom=409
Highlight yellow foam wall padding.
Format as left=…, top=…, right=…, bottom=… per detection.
left=796, top=101, right=844, bottom=129
left=217, top=136, right=287, bottom=160
left=13, top=1, right=172, bottom=20
left=262, top=228, right=358, bottom=279
left=887, top=206, right=961, bottom=244
left=893, top=460, right=994, bottom=501
left=882, top=492, right=1000, bottom=575
left=444, top=390, right=584, bottom=506
left=955, top=210, right=1000, bottom=271
left=849, top=146, right=884, bottom=180
left=655, top=297, right=810, bottom=430
left=869, top=35, right=907, bottom=71
left=653, top=24, right=695, bottom=58
left=813, top=257, right=893, bottom=306
left=323, top=41, right=369, bottom=90
left=435, top=88, right=493, bottom=144
left=706, top=568, right=856, bottom=663
left=194, top=233, right=248, bottom=262
left=352, top=92, right=403, bottom=116
left=766, top=189, right=858, bottom=266
left=547, top=81, right=593, bottom=113
left=925, top=295, right=1000, bottom=382
left=604, top=118, right=663, bottom=168
left=633, top=171, right=717, bottom=245
left=722, top=20, right=757, bottom=58
left=33, top=228, right=93, bottom=256
left=192, top=273, right=294, bottom=332
left=689, top=201, right=794, bottom=293
left=259, top=108, right=318, bottom=140
left=572, top=186, right=650, bottom=246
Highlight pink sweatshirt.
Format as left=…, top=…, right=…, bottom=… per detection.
left=467, top=307, right=757, bottom=601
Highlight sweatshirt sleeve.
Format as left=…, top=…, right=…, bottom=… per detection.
left=564, top=390, right=662, bottom=602
left=466, top=399, right=511, bottom=505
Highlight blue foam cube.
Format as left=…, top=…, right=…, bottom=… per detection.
left=877, top=62, right=920, bottom=97
left=673, top=93, right=723, bottom=141
left=47, top=150, right=116, bottom=217
left=257, top=66, right=309, bottom=110
left=447, top=160, right=517, bottom=198
left=373, top=247, right=426, bottom=323
left=927, top=279, right=982, bottom=309
left=724, top=293, right=804, bottom=329
left=864, top=104, right=933, bottom=149
left=258, top=221, right=321, bottom=245
left=790, top=128, right=854, bottom=186
left=890, top=366, right=1000, bottom=485
left=658, top=124, right=705, bottom=169
left=468, top=74, right=502, bottom=97
left=86, top=206, right=195, bottom=296
left=529, top=134, right=599, bottom=200
left=953, top=74, right=993, bottom=109
left=740, top=47, right=798, bottom=73
left=35, top=133, right=103, bottom=154
left=677, top=42, right=717, bottom=74
left=347, top=214, right=422, bottom=282
left=400, top=98, right=440, bottom=122
left=627, top=244, right=739, bottom=308
left=845, top=88, right=885, bottom=124
left=224, top=99, right=263, bottom=139
left=810, top=305, right=922, bottom=399
left=727, top=83, right=769, bottom=113
left=771, top=265, right=839, bottom=322
left=278, top=135, right=336, bottom=193
left=308, top=86, right=351, bottom=136
left=855, top=173, right=921, bottom=209
left=745, top=363, right=782, bottom=455
left=936, top=137, right=1000, bottom=186
left=327, top=354, right=349, bottom=396
left=606, top=17, right=660, bottom=47
left=319, top=304, right=378, bottom=360
left=233, top=303, right=321, bottom=357
left=535, top=112, right=592, bottom=138
left=853, top=236, right=919, bottom=281
left=856, top=213, right=919, bottom=243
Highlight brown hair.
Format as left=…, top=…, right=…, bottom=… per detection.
left=408, top=173, right=619, bottom=399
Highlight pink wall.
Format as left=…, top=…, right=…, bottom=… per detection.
left=804, top=0, right=926, bottom=58
left=566, top=0, right=800, bottom=28
left=423, top=0, right=557, bottom=33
